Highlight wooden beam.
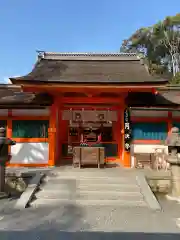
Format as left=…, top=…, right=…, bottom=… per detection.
left=21, top=84, right=165, bottom=93
left=62, top=97, right=122, bottom=104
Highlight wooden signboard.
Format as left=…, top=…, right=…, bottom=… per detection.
left=124, top=108, right=131, bottom=152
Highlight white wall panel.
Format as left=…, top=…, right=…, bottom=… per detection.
left=10, top=142, right=49, bottom=164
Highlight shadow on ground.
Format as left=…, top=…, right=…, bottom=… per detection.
left=0, top=231, right=180, bottom=240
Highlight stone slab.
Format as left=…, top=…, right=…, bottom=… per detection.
left=31, top=198, right=147, bottom=208
left=51, top=168, right=137, bottom=177
left=36, top=189, right=143, bottom=200
left=45, top=175, right=133, bottom=183
left=136, top=173, right=161, bottom=211
left=144, top=169, right=171, bottom=179
left=14, top=172, right=45, bottom=210
left=42, top=182, right=139, bottom=192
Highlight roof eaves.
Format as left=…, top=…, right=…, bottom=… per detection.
left=157, top=85, right=180, bottom=91
left=0, top=84, right=22, bottom=90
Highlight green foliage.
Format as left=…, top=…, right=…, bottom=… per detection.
left=169, top=72, right=180, bottom=84
left=120, top=13, right=180, bottom=79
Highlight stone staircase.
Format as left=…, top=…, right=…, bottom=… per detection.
left=30, top=168, right=157, bottom=209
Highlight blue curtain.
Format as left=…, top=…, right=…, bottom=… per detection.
left=132, top=122, right=167, bottom=140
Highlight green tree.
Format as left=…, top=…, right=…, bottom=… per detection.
left=120, top=13, right=180, bottom=80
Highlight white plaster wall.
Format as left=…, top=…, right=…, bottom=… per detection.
left=132, top=144, right=168, bottom=154
left=10, top=142, right=49, bottom=164
left=12, top=108, right=50, bottom=116
left=131, top=144, right=168, bottom=167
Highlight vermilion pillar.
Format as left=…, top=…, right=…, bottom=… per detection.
left=116, top=107, right=122, bottom=164
left=168, top=111, right=172, bottom=133
left=56, top=99, right=64, bottom=164
left=48, top=100, right=57, bottom=166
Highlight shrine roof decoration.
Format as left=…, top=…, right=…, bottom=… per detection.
left=9, top=51, right=168, bottom=84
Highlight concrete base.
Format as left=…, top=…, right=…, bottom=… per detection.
left=136, top=174, right=161, bottom=211
left=166, top=194, right=180, bottom=203
left=14, top=172, right=45, bottom=209
left=169, top=165, right=180, bottom=197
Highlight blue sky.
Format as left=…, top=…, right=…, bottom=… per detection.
left=0, top=0, right=179, bottom=83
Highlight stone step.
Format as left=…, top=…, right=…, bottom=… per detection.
left=42, top=182, right=139, bottom=192
left=36, top=189, right=143, bottom=200
left=31, top=198, right=147, bottom=207
left=50, top=170, right=135, bottom=178
left=45, top=176, right=133, bottom=184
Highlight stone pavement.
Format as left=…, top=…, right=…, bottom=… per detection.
left=31, top=167, right=160, bottom=210
left=1, top=168, right=180, bottom=238
left=1, top=191, right=180, bottom=239
left=1, top=198, right=180, bottom=234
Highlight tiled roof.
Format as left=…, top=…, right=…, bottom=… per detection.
left=126, top=92, right=179, bottom=106
left=157, top=88, right=180, bottom=105
left=0, top=85, right=53, bottom=106
left=9, top=51, right=168, bottom=84
left=37, top=51, right=138, bottom=61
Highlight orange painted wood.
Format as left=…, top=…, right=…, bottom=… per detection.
left=0, top=116, right=48, bottom=121
left=11, top=116, right=49, bottom=120
left=62, top=97, right=122, bottom=104
left=0, top=117, right=8, bottom=120
left=116, top=108, right=122, bottom=164
left=123, top=153, right=131, bottom=167
left=7, top=163, right=49, bottom=167
left=56, top=99, right=63, bottom=164
left=48, top=102, right=57, bottom=166
left=11, top=138, right=48, bottom=143
left=131, top=117, right=169, bottom=122
left=7, top=119, right=12, bottom=138
left=172, top=117, right=180, bottom=121
left=22, top=84, right=166, bottom=93
left=63, top=106, right=120, bottom=110
left=8, top=110, right=12, bottom=117
left=168, top=112, right=172, bottom=133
